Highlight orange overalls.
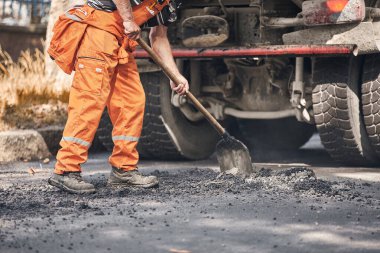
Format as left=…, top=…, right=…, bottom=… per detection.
left=48, top=1, right=169, bottom=174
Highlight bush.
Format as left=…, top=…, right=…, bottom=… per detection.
left=0, top=47, right=69, bottom=130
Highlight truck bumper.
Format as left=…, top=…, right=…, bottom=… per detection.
left=134, top=45, right=356, bottom=59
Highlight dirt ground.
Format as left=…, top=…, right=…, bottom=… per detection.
left=0, top=135, right=379, bottom=253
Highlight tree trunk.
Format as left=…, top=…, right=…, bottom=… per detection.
left=44, top=0, right=73, bottom=93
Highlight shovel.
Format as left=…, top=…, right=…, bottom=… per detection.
left=136, top=38, right=253, bottom=177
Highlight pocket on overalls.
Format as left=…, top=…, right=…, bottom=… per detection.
left=72, top=56, right=105, bottom=94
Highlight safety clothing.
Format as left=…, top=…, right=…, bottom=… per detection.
left=48, top=0, right=169, bottom=75
left=87, top=0, right=173, bottom=13
left=143, top=0, right=179, bottom=27
left=49, top=2, right=169, bottom=175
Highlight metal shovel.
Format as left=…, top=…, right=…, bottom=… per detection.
left=137, top=38, right=253, bottom=177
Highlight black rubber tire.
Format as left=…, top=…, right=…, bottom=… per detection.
left=97, top=72, right=219, bottom=160
left=312, top=57, right=378, bottom=165
left=361, top=54, right=380, bottom=158
left=237, top=118, right=315, bottom=151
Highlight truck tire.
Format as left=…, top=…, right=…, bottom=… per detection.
left=312, top=57, right=378, bottom=165
left=361, top=54, right=380, bottom=158
left=97, top=71, right=219, bottom=160
left=237, top=118, right=315, bottom=150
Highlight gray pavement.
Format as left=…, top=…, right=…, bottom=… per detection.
left=0, top=134, right=380, bottom=253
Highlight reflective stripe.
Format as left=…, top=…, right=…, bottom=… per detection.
left=65, top=12, right=82, bottom=22
left=112, top=135, right=140, bottom=142
left=61, top=137, right=91, bottom=147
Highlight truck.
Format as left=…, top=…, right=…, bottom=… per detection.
left=97, top=0, right=380, bottom=166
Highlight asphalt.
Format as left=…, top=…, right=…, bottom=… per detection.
left=0, top=135, right=380, bottom=253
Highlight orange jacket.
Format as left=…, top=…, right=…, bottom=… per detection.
left=48, top=0, right=169, bottom=74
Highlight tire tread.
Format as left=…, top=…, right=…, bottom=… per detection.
left=312, top=57, right=376, bottom=165
left=361, top=54, right=380, bottom=157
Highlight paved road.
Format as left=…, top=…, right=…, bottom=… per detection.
left=0, top=135, right=379, bottom=253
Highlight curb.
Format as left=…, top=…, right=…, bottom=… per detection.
left=37, top=126, right=64, bottom=155
left=0, top=126, right=107, bottom=164
left=0, top=130, right=51, bottom=163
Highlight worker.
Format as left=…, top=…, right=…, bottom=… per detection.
left=47, top=0, right=189, bottom=194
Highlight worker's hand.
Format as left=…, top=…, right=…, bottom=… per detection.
left=123, top=20, right=141, bottom=40
left=170, top=75, right=189, bottom=96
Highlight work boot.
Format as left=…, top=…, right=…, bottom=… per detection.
left=48, top=172, right=96, bottom=194
left=108, top=167, right=159, bottom=188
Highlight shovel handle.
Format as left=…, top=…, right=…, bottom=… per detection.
left=136, top=38, right=226, bottom=136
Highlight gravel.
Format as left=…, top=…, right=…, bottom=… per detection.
left=0, top=165, right=379, bottom=253
left=0, top=167, right=375, bottom=220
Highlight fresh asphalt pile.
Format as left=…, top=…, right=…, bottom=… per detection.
left=247, top=168, right=346, bottom=196
left=0, top=166, right=379, bottom=253
left=0, top=167, right=376, bottom=219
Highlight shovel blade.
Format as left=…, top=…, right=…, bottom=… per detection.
left=216, top=135, right=253, bottom=177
